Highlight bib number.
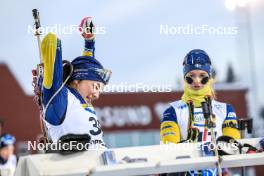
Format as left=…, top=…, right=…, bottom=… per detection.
left=89, top=117, right=102, bottom=135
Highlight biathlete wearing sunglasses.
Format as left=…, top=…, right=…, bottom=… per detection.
left=160, top=49, right=240, bottom=175
left=41, top=17, right=111, bottom=148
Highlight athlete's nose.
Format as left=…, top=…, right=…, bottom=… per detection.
left=192, top=77, right=201, bottom=85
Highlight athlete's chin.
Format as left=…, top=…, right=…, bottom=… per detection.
left=93, top=97, right=99, bottom=101
left=91, top=96, right=100, bottom=101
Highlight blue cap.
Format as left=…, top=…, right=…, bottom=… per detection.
left=0, top=134, right=15, bottom=149
left=183, top=49, right=212, bottom=77
left=69, top=56, right=111, bottom=85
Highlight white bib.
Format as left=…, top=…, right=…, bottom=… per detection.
left=45, top=90, right=105, bottom=146
left=170, top=100, right=227, bottom=142
left=0, top=155, right=16, bottom=176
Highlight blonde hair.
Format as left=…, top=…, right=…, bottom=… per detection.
left=210, top=78, right=217, bottom=100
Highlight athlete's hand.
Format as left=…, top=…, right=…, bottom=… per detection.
left=79, top=17, right=95, bottom=40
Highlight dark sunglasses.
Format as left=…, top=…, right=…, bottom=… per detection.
left=185, top=76, right=209, bottom=85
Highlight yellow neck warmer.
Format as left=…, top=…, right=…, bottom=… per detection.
left=181, top=79, right=214, bottom=107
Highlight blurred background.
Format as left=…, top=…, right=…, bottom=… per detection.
left=0, top=0, right=264, bottom=175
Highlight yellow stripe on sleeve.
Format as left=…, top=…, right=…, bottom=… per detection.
left=41, top=33, right=57, bottom=89
left=222, top=119, right=241, bottom=139
left=222, top=127, right=241, bottom=139
left=160, top=121, right=181, bottom=144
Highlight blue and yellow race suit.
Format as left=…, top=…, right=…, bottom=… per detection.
left=41, top=33, right=105, bottom=148
left=160, top=99, right=240, bottom=176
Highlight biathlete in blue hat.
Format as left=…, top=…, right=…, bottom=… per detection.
left=0, top=134, right=16, bottom=175
left=39, top=17, right=111, bottom=148
left=160, top=49, right=241, bottom=176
